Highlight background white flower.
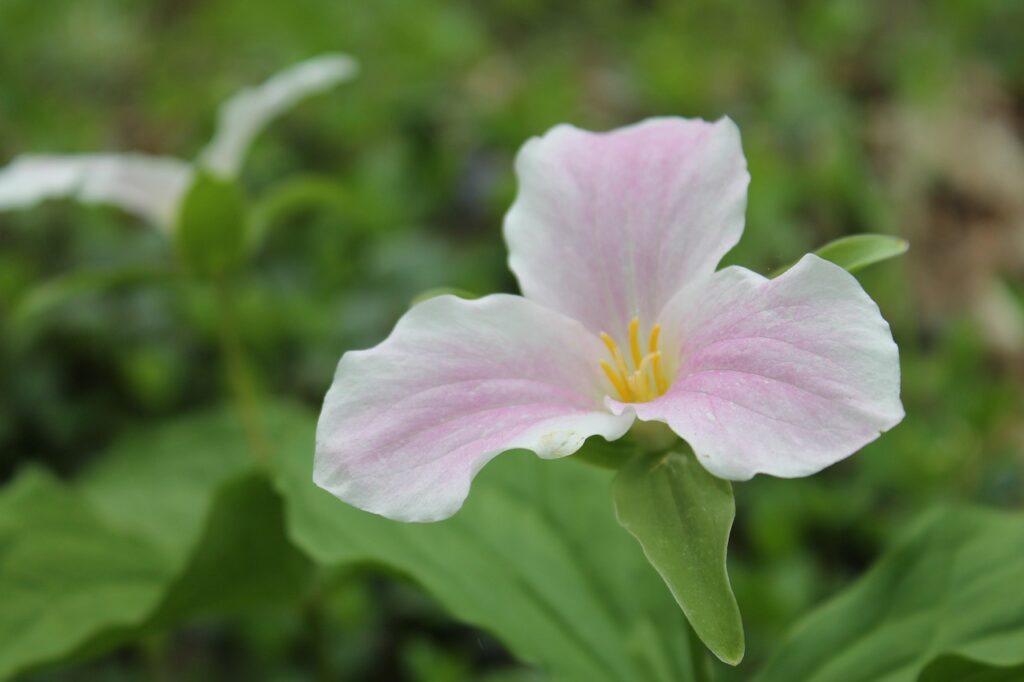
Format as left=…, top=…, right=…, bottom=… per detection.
left=0, top=54, right=358, bottom=231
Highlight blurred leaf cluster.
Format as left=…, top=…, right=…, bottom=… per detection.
left=1, top=404, right=707, bottom=681
left=1, top=0, right=1023, bottom=680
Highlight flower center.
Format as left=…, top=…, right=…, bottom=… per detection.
left=599, top=317, right=669, bottom=403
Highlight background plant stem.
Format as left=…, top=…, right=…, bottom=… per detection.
left=213, top=278, right=272, bottom=463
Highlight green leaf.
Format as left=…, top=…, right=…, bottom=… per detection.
left=2, top=403, right=711, bottom=681
left=570, top=435, right=635, bottom=470
left=772, top=234, right=909, bottom=277
left=758, top=507, right=1024, bottom=682
left=150, top=473, right=312, bottom=623
left=611, top=448, right=743, bottom=665
left=918, top=655, right=1024, bottom=682
left=80, top=406, right=257, bottom=560
left=77, top=404, right=316, bottom=620
left=272, top=422, right=707, bottom=682
left=0, top=405, right=313, bottom=679
left=410, top=287, right=481, bottom=306
left=11, top=265, right=173, bottom=324
left=175, top=171, right=248, bottom=277
left=0, top=469, right=172, bottom=680
left=248, top=175, right=364, bottom=249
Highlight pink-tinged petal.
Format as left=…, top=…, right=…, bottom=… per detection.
left=504, top=117, right=749, bottom=336
left=611, top=255, right=903, bottom=480
left=199, top=54, right=358, bottom=178
left=0, top=153, right=193, bottom=229
left=315, top=294, right=634, bottom=522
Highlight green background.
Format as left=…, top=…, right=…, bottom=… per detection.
left=1, top=0, right=1022, bottom=679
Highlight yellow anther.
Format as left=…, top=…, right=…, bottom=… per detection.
left=598, top=318, right=671, bottom=403
left=648, top=324, right=661, bottom=353
left=600, top=331, right=618, bottom=355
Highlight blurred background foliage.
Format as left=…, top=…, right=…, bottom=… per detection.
left=0, top=0, right=1022, bottom=679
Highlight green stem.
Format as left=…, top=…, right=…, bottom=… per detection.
left=213, top=278, right=272, bottom=464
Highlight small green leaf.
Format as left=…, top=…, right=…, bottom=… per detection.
left=248, top=175, right=363, bottom=249
left=175, top=171, right=248, bottom=277
left=772, top=234, right=908, bottom=277
left=410, top=287, right=481, bottom=306
left=611, top=448, right=744, bottom=665
left=758, top=507, right=1024, bottom=682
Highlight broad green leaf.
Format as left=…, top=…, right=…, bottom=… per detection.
left=80, top=406, right=258, bottom=560
left=174, top=171, right=247, bottom=276
left=478, top=668, right=549, bottom=682
left=0, top=469, right=172, bottom=680
left=758, top=507, right=1024, bottom=682
left=0, top=406, right=311, bottom=679
left=2, top=403, right=709, bottom=680
left=918, top=655, right=1024, bottom=682
left=612, top=449, right=743, bottom=665
left=271, top=411, right=707, bottom=682
left=150, top=474, right=312, bottom=622
left=772, top=234, right=908, bottom=277
left=79, top=405, right=315, bottom=620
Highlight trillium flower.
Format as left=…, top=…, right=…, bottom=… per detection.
left=316, top=117, right=904, bottom=522
left=0, top=54, right=358, bottom=230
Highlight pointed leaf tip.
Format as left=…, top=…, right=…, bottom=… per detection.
left=612, top=448, right=744, bottom=665
left=772, top=234, right=909, bottom=277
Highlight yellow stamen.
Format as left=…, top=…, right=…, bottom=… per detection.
left=634, top=352, right=656, bottom=401
left=598, top=318, right=671, bottom=403
left=600, top=331, right=618, bottom=355
left=648, top=324, right=661, bottom=353
left=630, top=374, right=647, bottom=401
left=601, top=332, right=631, bottom=379
left=628, top=317, right=642, bottom=368
left=651, top=351, right=667, bottom=395
left=627, top=373, right=641, bottom=401
left=600, top=360, right=632, bottom=402
left=646, top=325, right=666, bottom=394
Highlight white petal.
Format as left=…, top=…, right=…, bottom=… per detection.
left=315, top=294, right=634, bottom=522
left=504, top=117, right=749, bottom=337
left=612, top=255, right=904, bottom=480
left=199, top=54, right=359, bottom=177
left=0, top=154, right=192, bottom=229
